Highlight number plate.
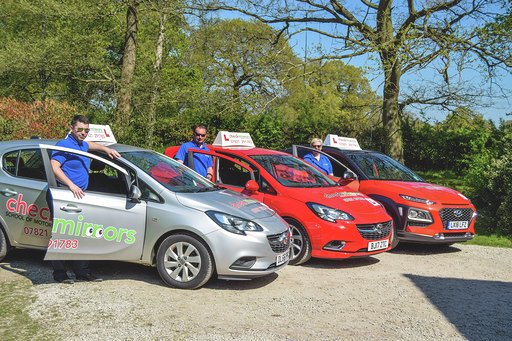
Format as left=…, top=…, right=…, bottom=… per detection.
left=368, top=239, right=389, bottom=252
left=447, top=221, right=469, bottom=229
left=276, top=251, right=290, bottom=266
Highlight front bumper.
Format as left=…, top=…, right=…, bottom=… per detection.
left=398, top=231, right=475, bottom=244
left=206, top=227, right=289, bottom=279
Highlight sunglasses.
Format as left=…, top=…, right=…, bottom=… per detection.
left=312, top=144, right=322, bottom=149
left=76, top=128, right=91, bottom=133
left=194, top=132, right=206, bottom=137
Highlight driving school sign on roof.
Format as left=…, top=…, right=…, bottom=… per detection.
left=85, top=124, right=117, bottom=145
left=213, top=131, right=255, bottom=148
left=323, top=134, right=361, bottom=150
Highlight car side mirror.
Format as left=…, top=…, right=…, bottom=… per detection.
left=129, top=185, right=142, bottom=203
left=343, top=171, right=356, bottom=180
left=338, top=171, right=356, bottom=186
left=245, top=180, right=259, bottom=193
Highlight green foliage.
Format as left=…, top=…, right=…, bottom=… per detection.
left=465, top=122, right=512, bottom=236
left=465, top=234, right=512, bottom=248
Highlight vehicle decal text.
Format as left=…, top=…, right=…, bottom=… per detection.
left=52, top=215, right=137, bottom=245
left=4, top=193, right=52, bottom=227
left=324, top=191, right=363, bottom=199
left=48, top=239, right=79, bottom=249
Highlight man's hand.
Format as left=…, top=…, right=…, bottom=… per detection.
left=105, top=147, right=121, bottom=159
left=69, top=183, right=85, bottom=199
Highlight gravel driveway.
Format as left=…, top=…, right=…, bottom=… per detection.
left=1, top=243, right=511, bottom=340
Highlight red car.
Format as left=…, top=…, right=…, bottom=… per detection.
left=165, top=131, right=393, bottom=265
left=289, top=134, right=477, bottom=247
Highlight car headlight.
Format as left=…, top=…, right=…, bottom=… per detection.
left=206, top=211, right=263, bottom=235
left=407, top=208, right=433, bottom=223
left=306, top=202, right=354, bottom=222
left=400, top=194, right=435, bottom=205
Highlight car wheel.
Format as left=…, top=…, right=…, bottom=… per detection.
left=286, top=219, right=311, bottom=265
left=390, top=222, right=399, bottom=249
left=0, top=228, right=8, bottom=261
left=156, top=234, right=213, bottom=289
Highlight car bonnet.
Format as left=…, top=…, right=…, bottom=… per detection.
left=175, top=189, right=276, bottom=219
left=382, top=181, right=472, bottom=204
left=286, top=186, right=387, bottom=216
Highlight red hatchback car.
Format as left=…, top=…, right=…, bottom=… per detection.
left=289, top=135, right=477, bottom=247
left=165, top=131, right=394, bottom=265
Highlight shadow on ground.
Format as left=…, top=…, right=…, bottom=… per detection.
left=405, top=274, right=512, bottom=341
left=0, top=248, right=277, bottom=290
left=391, top=242, right=462, bottom=256
left=301, top=256, right=380, bottom=269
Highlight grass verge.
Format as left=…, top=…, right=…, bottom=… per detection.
left=0, top=280, right=54, bottom=340
left=464, top=234, right=512, bottom=248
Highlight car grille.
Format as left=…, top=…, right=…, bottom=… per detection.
left=267, top=230, right=290, bottom=253
left=439, top=208, right=474, bottom=229
left=356, top=220, right=392, bottom=240
left=408, top=221, right=432, bottom=227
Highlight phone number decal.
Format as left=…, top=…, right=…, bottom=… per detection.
left=48, top=239, right=79, bottom=249
left=24, top=227, right=49, bottom=237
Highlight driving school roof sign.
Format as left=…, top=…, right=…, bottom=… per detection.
left=213, top=131, right=255, bottom=148
left=323, top=134, right=361, bottom=150
left=85, top=124, right=117, bottom=145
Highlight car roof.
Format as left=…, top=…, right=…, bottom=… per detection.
left=211, top=146, right=288, bottom=157
left=0, top=139, right=150, bottom=154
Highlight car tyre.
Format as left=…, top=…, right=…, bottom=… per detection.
left=156, top=234, right=213, bottom=289
left=390, top=222, right=400, bottom=249
left=0, top=228, right=8, bottom=261
left=286, top=219, right=311, bottom=265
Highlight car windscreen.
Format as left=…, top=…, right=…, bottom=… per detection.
left=347, top=152, right=423, bottom=181
left=121, top=151, right=217, bottom=193
left=251, top=154, right=337, bottom=188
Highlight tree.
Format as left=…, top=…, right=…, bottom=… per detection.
left=0, top=0, right=121, bottom=108
left=188, top=19, right=300, bottom=117
left=116, top=0, right=140, bottom=140
left=196, top=0, right=511, bottom=161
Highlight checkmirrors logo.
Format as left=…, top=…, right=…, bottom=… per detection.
left=52, top=214, right=137, bottom=245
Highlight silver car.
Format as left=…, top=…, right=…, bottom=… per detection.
left=0, top=140, right=290, bottom=289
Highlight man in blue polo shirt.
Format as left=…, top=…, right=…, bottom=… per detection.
left=50, top=115, right=120, bottom=283
left=303, top=137, right=333, bottom=176
left=175, top=124, right=213, bottom=180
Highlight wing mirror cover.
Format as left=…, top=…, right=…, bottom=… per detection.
left=245, top=180, right=259, bottom=192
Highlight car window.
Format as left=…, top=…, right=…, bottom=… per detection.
left=87, top=158, right=128, bottom=195
left=138, top=179, right=163, bottom=203
left=2, top=151, right=18, bottom=176
left=121, top=150, right=217, bottom=193
left=347, top=152, right=423, bottom=181
left=251, top=154, right=337, bottom=188
left=217, top=157, right=252, bottom=187
left=3, top=149, right=47, bottom=181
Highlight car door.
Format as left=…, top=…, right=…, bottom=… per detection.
left=40, top=144, right=146, bottom=261
left=0, top=148, right=53, bottom=247
left=291, top=145, right=361, bottom=191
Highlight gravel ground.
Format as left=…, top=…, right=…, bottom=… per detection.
left=1, top=243, right=512, bottom=340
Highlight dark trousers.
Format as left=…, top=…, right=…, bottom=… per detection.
left=52, top=260, right=90, bottom=280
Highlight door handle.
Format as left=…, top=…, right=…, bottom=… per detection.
left=60, top=205, right=82, bottom=213
left=0, top=188, right=18, bottom=197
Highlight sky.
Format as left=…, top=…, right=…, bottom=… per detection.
left=201, top=2, right=511, bottom=124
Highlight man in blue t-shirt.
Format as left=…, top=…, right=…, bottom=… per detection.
left=303, top=137, right=333, bottom=176
left=175, top=125, right=213, bottom=180
left=50, top=115, right=120, bottom=284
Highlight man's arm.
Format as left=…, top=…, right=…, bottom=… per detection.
left=88, top=141, right=121, bottom=159
left=51, top=159, right=85, bottom=199
left=206, top=167, right=213, bottom=180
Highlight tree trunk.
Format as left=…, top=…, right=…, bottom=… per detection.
left=381, top=59, right=404, bottom=162
left=116, top=0, right=139, bottom=141
left=147, top=12, right=166, bottom=148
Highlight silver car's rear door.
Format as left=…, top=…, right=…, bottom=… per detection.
left=40, top=144, right=146, bottom=261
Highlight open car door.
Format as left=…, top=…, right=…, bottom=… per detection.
left=40, top=144, right=146, bottom=261
left=290, top=145, right=360, bottom=192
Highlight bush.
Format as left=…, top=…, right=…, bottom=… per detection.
left=0, top=98, right=73, bottom=140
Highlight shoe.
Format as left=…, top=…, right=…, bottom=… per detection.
left=55, top=277, right=74, bottom=284
left=75, top=274, right=103, bottom=282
